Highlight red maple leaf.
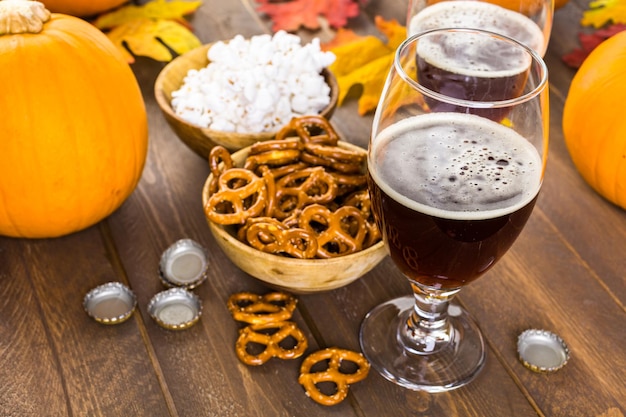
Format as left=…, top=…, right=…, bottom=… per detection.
left=256, top=0, right=361, bottom=32
left=562, top=23, right=626, bottom=68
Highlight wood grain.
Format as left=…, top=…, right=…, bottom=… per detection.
left=1, top=0, right=624, bottom=416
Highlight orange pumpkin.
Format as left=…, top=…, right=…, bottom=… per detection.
left=563, top=31, right=626, bottom=209
left=0, top=0, right=149, bottom=238
left=40, top=0, right=127, bottom=16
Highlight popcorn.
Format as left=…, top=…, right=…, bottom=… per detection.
left=171, top=31, right=336, bottom=133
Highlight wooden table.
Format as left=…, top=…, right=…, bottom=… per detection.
left=1, top=0, right=624, bottom=416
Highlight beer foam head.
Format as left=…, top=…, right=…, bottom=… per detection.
left=372, top=113, right=542, bottom=218
left=409, top=1, right=545, bottom=56
left=416, top=31, right=531, bottom=78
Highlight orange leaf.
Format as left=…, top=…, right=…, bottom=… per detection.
left=325, top=17, right=406, bottom=115
left=256, top=0, right=360, bottom=32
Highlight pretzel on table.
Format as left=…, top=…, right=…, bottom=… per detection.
left=298, top=347, right=370, bottom=406
left=227, top=291, right=297, bottom=324
left=235, top=321, right=308, bottom=366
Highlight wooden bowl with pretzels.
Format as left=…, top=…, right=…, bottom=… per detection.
left=201, top=116, right=386, bottom=294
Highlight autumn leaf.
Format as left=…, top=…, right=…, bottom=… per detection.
left=93, top=0, right=202, bottom=29
left=562, top=24, right=626, bottom=68
left=325, top=16, right=406, bottom=115
left=256, top=0, right=360, bottom=32
left=93, top=0, right=202, bottom=63
left=581, top=0, right=626, bottom=28
left=562, top=0, right=626, bottom=68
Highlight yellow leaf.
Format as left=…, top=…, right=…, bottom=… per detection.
left=107, top=18, right=201, bottom=63
left=327, top=17, right=406, bottom=115
left=581, top=0, right=626, bottom=28
left=94, top=0, right=202, bottom=30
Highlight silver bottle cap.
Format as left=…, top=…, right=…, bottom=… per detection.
left=147, top=288, right=202, bottom=330
left=83, top=282, right=137, bottom=325
left=159, top=239, right=209, bottom=289
left=517, top=329, right=570, bottom=373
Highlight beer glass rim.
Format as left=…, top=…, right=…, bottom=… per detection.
left=395, top=28, right=549, bottom=109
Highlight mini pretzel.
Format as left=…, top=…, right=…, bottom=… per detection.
left=268, top=162, right=309, bottom=180
left=298, top=348, right=370, bottom=406
left=235, top=321, right=308, bottom=366
left=205, top=168, right=267, bottom=225
left=249, top=139, right=303, bottom=155
left=243, top=149, right=302, bottom=171
left=245, top=218, right=318, bottom=259
left=273, top=167, right=337, bottom=219
left=227, top=291, right=297, bottom=324
left=300, top=151, right=363, bottom=174
left=276, top=115, right=339, bottom=146
left=258, top=165, right=276, bottom=218
left=299, top=204, right=367, bottom=258
left=208, top=146, right=234, bottom=194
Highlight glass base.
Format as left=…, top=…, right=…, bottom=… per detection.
left=359, top=295, right=486, bottom=392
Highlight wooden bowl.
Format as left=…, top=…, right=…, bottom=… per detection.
left=154, top=43, right=339, bottom=159
left=201, top=143, right=387, bottom=294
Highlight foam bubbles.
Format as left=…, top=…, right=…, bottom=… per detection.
left=409, top=1, right=545, bottom=58
left=371, top=113, right=542, bottom=220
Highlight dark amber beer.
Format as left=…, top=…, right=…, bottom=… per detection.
left=409, top=1, right=545, bottom=120
left=368, top=112, right=542, bottom=289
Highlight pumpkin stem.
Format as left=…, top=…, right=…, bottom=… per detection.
left=0, top=0, right=50, bottom=35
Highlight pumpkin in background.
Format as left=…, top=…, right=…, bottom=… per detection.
left=563, top=31, right=626, bottom=210
left=0, top=0, right=149, bottom=238
left=40, top=0, right=127, bottom=16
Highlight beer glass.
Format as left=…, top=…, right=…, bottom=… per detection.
left=359, top=28, right=549, bottom=392
left=407, top=0, right=554, bottom=56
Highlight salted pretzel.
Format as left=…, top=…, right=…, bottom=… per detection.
left=227, top=291, right=297, bottom=324
left=299, top=204, right=368, bottom=258
left=204, top=168, right=267, bottom=225
left=298, top=347, right=370, bottom=406
left=249, top=138, right=304, bottom=155
left=267, top=161, right=309, bottom=180
left=245, top=217, right=318, bottom=259
left=208, top=146, right=234, bottom=194
left=243, top=148, right=301, bottom=171
left=275, top=115, right=339, bottom=146
left=273, top=167, right=338, bottom=219
left=343, top=190, right=382, bottom=248
left=235, top=321, right=308, bottom=366
left=258, top=165, right=276, bottom=218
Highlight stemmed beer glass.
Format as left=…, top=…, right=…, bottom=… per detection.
left=407, top=0, right=554, bottom=56
left=359, top=28, right=549, bottom=392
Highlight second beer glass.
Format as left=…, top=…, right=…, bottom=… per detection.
left=407, top=0, right=554, bottom=56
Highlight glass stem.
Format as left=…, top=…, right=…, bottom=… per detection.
left=399, top=281, right=462, bottom=355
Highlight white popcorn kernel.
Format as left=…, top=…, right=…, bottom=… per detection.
left=170, top=32, right=336, bottom=132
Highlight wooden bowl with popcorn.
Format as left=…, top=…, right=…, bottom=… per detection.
left=155, top=33, right=339, bottom=159
left=200, top=119, right=387, bottom=294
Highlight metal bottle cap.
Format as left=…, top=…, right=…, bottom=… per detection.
left=517, top=329, right=570, bottom=373
left=83, top=282, right=137, bottom=325
left=159, top=239, right=209, bottom=289
left=147, top=288, right=202, bottom=330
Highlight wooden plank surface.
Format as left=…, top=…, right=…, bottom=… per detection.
left=1, top=0, right=624, bottom=416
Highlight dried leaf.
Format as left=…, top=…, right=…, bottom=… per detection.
left=106, top=18, right=202, bottom=63
left=256, top=0, right=360, bottom=32
left=581, top=0, right=626, bottom=28
left=562, top=24, right=626, bottom=68
left=325, top=17, right=406, bottom=115
left=94, top=0, right=202, bottom=30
